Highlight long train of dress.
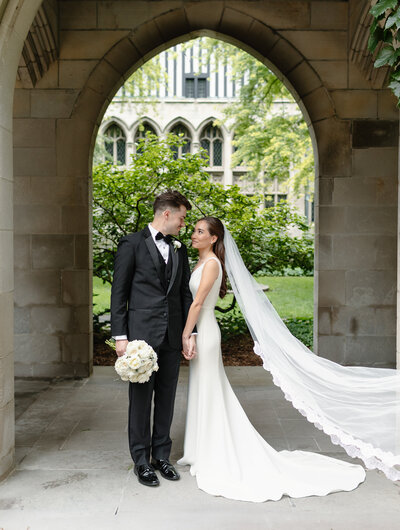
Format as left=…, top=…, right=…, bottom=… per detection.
left=177, top=257, right=365, bottom=502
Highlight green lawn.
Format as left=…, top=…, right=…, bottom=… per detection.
left=93, top=275, right=314, bottom=319
left=93, top=277, right=112, bottom=313
left=257, top=276, right=314, bottom=318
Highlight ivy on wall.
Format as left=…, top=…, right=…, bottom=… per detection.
left=369, top=0, right=400, bottom=104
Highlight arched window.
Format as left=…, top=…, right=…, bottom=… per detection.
left=200, top=125, right=223, bottom=167
left=170, top=124, right=191, bottom=159
left=104, top=124, right=126, bottom=165
left=134, top=122, right=157, bottom=154
left=134, top=122, right=157, bottom=142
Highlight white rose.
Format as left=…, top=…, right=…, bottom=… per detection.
left=137, top=373, right=151, bottom=383
left=128, top=357, right=140, bottom=370
left=172, top=240, right=181, bottom=252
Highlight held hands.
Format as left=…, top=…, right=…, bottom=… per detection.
left=116, top=339, right=129, bottom=357
left=182, top=335, right=197, bottom=360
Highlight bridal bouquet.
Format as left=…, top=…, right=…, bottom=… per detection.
left=106, top=339, right=159, bottom=383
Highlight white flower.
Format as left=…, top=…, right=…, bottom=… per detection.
left=172, top=240, right=181, bottom=252
left=114, top=340, right=158, bottom=384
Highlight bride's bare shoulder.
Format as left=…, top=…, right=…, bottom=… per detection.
left=202, top=257, right=220, bottom=277
left=206, top=256, right=221, bottom=267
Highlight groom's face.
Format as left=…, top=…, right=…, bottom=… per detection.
left=165, top=205, right=187, bottom=236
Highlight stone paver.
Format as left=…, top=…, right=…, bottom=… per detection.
left=0, top=366, right=400, bottom=529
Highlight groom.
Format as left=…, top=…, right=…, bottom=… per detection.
left=110, top=190, right=196, bottom=487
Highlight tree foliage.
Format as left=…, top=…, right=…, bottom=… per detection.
left=92, top=134, right=314, bottom=285
left=369, top=0, right=400, bottom=104
left=185, top=38, right=314, bottom=195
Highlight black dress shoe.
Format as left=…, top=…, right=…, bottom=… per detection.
left=151, top=459, right=180, bottom=481
left=134, top=464, right=160, bottom=487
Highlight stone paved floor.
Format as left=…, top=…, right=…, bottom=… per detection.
left=1, top=366, right=400, bottom=529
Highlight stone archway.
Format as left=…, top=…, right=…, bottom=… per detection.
left=2, top=0, right=398, bottom=483
left=73, top=24, right=329, bottom=346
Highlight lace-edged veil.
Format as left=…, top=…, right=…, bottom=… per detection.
left=223, top=225, right=400, bottom=481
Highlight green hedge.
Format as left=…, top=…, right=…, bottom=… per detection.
left=217, top=309, right=313, bottom=349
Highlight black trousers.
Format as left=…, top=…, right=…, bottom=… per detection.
left=128, top=335, right=181, bottom=466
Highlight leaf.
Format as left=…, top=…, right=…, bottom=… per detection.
left=374, top=45, right=397, bottom=67
left=388, top=79, right=400, bottom=97
left=370, top=0, right=398, bottom=18
left=368, top=26, right=384, bottom=52
left=383, top=29, right=394, bottom=43
left=385, top=8, right=400, bottom=29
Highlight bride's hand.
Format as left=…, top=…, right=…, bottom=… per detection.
left=182, top=335, right=196, bottom=360
left=187, top=335, right=197, bottom=360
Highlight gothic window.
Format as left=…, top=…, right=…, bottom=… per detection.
left=200, top=125, right=223, bottom=167
left=170, top=124, right=191, bottom=159
left=134, top=122, right=157, bottom=154
left=104, top=124, right=126, bottom=165
left=134, top=122, right=156, bottom=141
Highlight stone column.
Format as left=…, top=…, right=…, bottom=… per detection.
left=316, top=114, right=398, bottom=368
left=0, top=0, right=43, bottom=482
left=0, top=87, right=15, bottom=481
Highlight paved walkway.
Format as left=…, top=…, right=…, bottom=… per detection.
left=1, top=366, right=400, bottom=529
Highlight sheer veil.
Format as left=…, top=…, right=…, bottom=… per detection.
left=223, top=226, right=400, bottom=481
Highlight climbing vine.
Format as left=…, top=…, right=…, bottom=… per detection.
left=369, top=0, right=400, bottom=104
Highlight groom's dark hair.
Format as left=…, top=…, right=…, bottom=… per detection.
left=153, top=189, right=192, bottom=214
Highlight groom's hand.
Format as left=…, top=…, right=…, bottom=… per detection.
left=116, top=339, right=128, bottom=357
left=184, top=335, right=197, bottom=360
left=182, top=335, right=190, bottom=359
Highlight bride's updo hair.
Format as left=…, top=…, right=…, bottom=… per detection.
left=198, top=216, right=227, bottom=298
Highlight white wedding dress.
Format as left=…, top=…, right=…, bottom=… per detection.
left=177, top=257, right=366, bottom=502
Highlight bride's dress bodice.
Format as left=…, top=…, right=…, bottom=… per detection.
left=189, top=257, right=222, bottom=311
left=178, top=257, right=365, bottom=503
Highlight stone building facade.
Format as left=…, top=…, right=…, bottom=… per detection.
left=100, top=41, right=312, bottom=219
left=0, top=0, right=398, bottom=480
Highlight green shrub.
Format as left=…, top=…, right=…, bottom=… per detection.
left=93, top=133, right=314, bottom=284
left=216, top=308, right=248, bottom=342
left=283, top=317, right=313, bottom=349
left=257, top=266, right=313, bottom=277
left=217, top=308, right=313, bottom=349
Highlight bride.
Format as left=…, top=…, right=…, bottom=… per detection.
left=177, top=216, right=366, bottom=502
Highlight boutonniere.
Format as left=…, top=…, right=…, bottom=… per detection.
left=172, top=240, right=182, bottom=253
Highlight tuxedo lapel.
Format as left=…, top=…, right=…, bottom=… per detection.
left=167, top=242, right=179, bottom=295
left=144, top=226, right=165, bottom=289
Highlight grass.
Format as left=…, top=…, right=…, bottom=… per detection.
left=256, top=276, right=314, bottom=318
left=93, top=275, right=314, bottom=319
left=93, top=277, right=112, bottom=313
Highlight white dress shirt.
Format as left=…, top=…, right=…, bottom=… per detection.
left=148, top=223, right=170, bottom=263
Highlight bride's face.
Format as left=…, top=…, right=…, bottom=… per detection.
left=191, top=221, right=217, bottom=250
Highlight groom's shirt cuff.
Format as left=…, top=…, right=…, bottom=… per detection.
left=113, top=335, right=128, bottom=340
left=191, top=333, right=198, bottom=336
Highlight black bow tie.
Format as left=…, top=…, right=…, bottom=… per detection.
left=155, top=232, right=172, bottom=244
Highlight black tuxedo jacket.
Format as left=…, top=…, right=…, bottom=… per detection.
left=110, top=226, right=194, bottom=350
